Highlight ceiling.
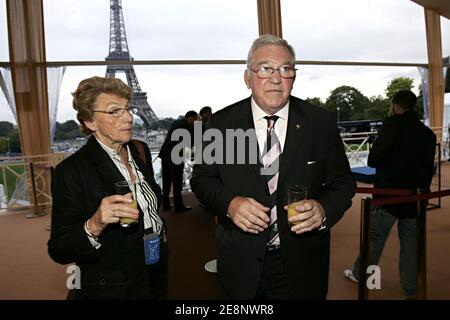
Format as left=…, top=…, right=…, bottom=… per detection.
left=411, top=0, right=450, bottom=19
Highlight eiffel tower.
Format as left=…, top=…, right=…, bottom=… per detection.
left=105, top=0, right=158, bottom=127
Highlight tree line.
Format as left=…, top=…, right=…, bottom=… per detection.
left=307, top=77, right=423, bottom=122
left=0, top=117, right=177, bottom=154
left=0, top=76, right=422, bottom=154
left=0, top=121, right=21, bottom=154
left=52, top=117, right=178, bottom=141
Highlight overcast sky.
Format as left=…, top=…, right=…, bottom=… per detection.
left=1, top=0, right=450, bottom=124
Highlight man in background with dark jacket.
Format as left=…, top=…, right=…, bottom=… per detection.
left=159, top=110, right=198, bottom=212
left=344, top=90, right=436, bottom=300
left=199, top=106, right=212, bottom=134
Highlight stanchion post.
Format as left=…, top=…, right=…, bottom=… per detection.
left=358, top=197, right=372, bottom=300
left=26, top=162, right=41, bottom=218
left=438, top=143, right=441, bottom=208
left=30, top=162, right=39, bottom=215
left=428, top=143, right=442, bottom=211
left=416, top=188, right=427, bottom=300
left=44, top=166, right=55, bottom=231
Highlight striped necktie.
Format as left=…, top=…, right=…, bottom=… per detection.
left=262, top=115, right=281, bottom=250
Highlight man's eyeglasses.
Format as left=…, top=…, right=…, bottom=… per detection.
left=92, top=105, right=138, bottom=118
left=249, top=65, right=297, bottom=79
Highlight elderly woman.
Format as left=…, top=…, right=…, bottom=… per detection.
left=48, top=76, right=168, bottom=299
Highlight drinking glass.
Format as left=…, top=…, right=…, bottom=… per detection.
left=287, top=185, right=308, bottom=226
left=114, top=180, right=138, bottom=227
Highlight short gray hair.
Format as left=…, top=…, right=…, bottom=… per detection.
left=72, top=76, right=132, bottom=135
left=246, top=34, right=296, bottom=67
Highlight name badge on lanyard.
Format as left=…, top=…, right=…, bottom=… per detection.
left=143, top=233, right=160, bottom=265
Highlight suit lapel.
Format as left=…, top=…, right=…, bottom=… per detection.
left=233, top=98, right=267, bottom=189
left=86, top=137, right=149, bottom=231
left=86, top=137, right=126, bottom=194
left=278, top=98, right=305, bottom=185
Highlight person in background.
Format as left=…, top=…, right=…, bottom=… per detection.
left=344, top=90, right=436, bottom=300
left=48, top=76, right=168, bottom=300
left=159, top=110, right=198, bottom=212
left=191, top=34, right=355, bottom=299
left=447, top=124, right=450, bottom=161
left=199, top=106, right=212, bottom=133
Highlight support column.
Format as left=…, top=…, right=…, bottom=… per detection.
left=6, top=0, right=51, bottom=213
left=6, top=0, right=50, bottom=157
left=257, top=0, right=282, bottom=37
left=424, top=8, right=444, bottom=140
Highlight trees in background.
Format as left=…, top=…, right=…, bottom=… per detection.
left=307, top=76, right=423, bottom=122
left=148, top=117, right=175, bottom=130
left=367, top=95, right=390, bottom=120
left=0, top=121, right=14, bottom=137
left=0, top=121, right=20, bottom=154
left=0, top=76, right=424, bottom=153
left=385, top=77, right=414, bottom=101
left=384, top=77, right=424, bottom=117
left=54, top=120, right=82, bottom=140
left=325, top=85, right=370, bottom=121
left=305, top=97, right=325, bottom=109
left=52, top=117, right=175, bottom=141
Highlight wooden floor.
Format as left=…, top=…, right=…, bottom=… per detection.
left=1, top=161, right=449, bottom=300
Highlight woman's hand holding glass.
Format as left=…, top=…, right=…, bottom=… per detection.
left=87, top=193, right=140, bottom=236
left=114, top=180, right=139, bottom=227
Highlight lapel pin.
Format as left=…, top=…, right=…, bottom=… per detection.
left=296, top=124, right=301, bottom=129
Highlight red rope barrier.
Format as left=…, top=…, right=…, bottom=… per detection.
left=356, top=187, right=414, bottom=196
left=371, top=189, right=450, bottom=206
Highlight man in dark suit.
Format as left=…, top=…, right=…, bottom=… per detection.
left=159, top=110, right=198, bottom=212
left=199, top=106, right=212, bottom=134
left=344, top=90, right=436, bottom=299
left=190, top=34, right=355, bottom=299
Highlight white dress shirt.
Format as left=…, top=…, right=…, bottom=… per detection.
left=251, top=98, right=289, bottom=155
left=250, top=98, right=326, bottom=229
left=86, top=138, right=162, bottom=248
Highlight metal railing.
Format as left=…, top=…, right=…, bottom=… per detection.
left=341, top=131, right=375, bottom=166
left=0, top=129, right=446, bottom=212
left=0, top=152, right=68, bottom=213
left=340, top=126, right=447, bottom=165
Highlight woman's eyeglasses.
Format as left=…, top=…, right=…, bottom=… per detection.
left=93, top=105, right=138, bottom=118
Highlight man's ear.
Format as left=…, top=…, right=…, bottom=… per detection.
left=84, top=120, right=96, bottom=132
left=392, top=103, right=402, bottom=115
left=244, top=69, right=251, bottom=89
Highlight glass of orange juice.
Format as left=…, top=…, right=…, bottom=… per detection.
left=287, top=185, right=307, bottom=226
left=114, top=180, right=138, bottom=227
